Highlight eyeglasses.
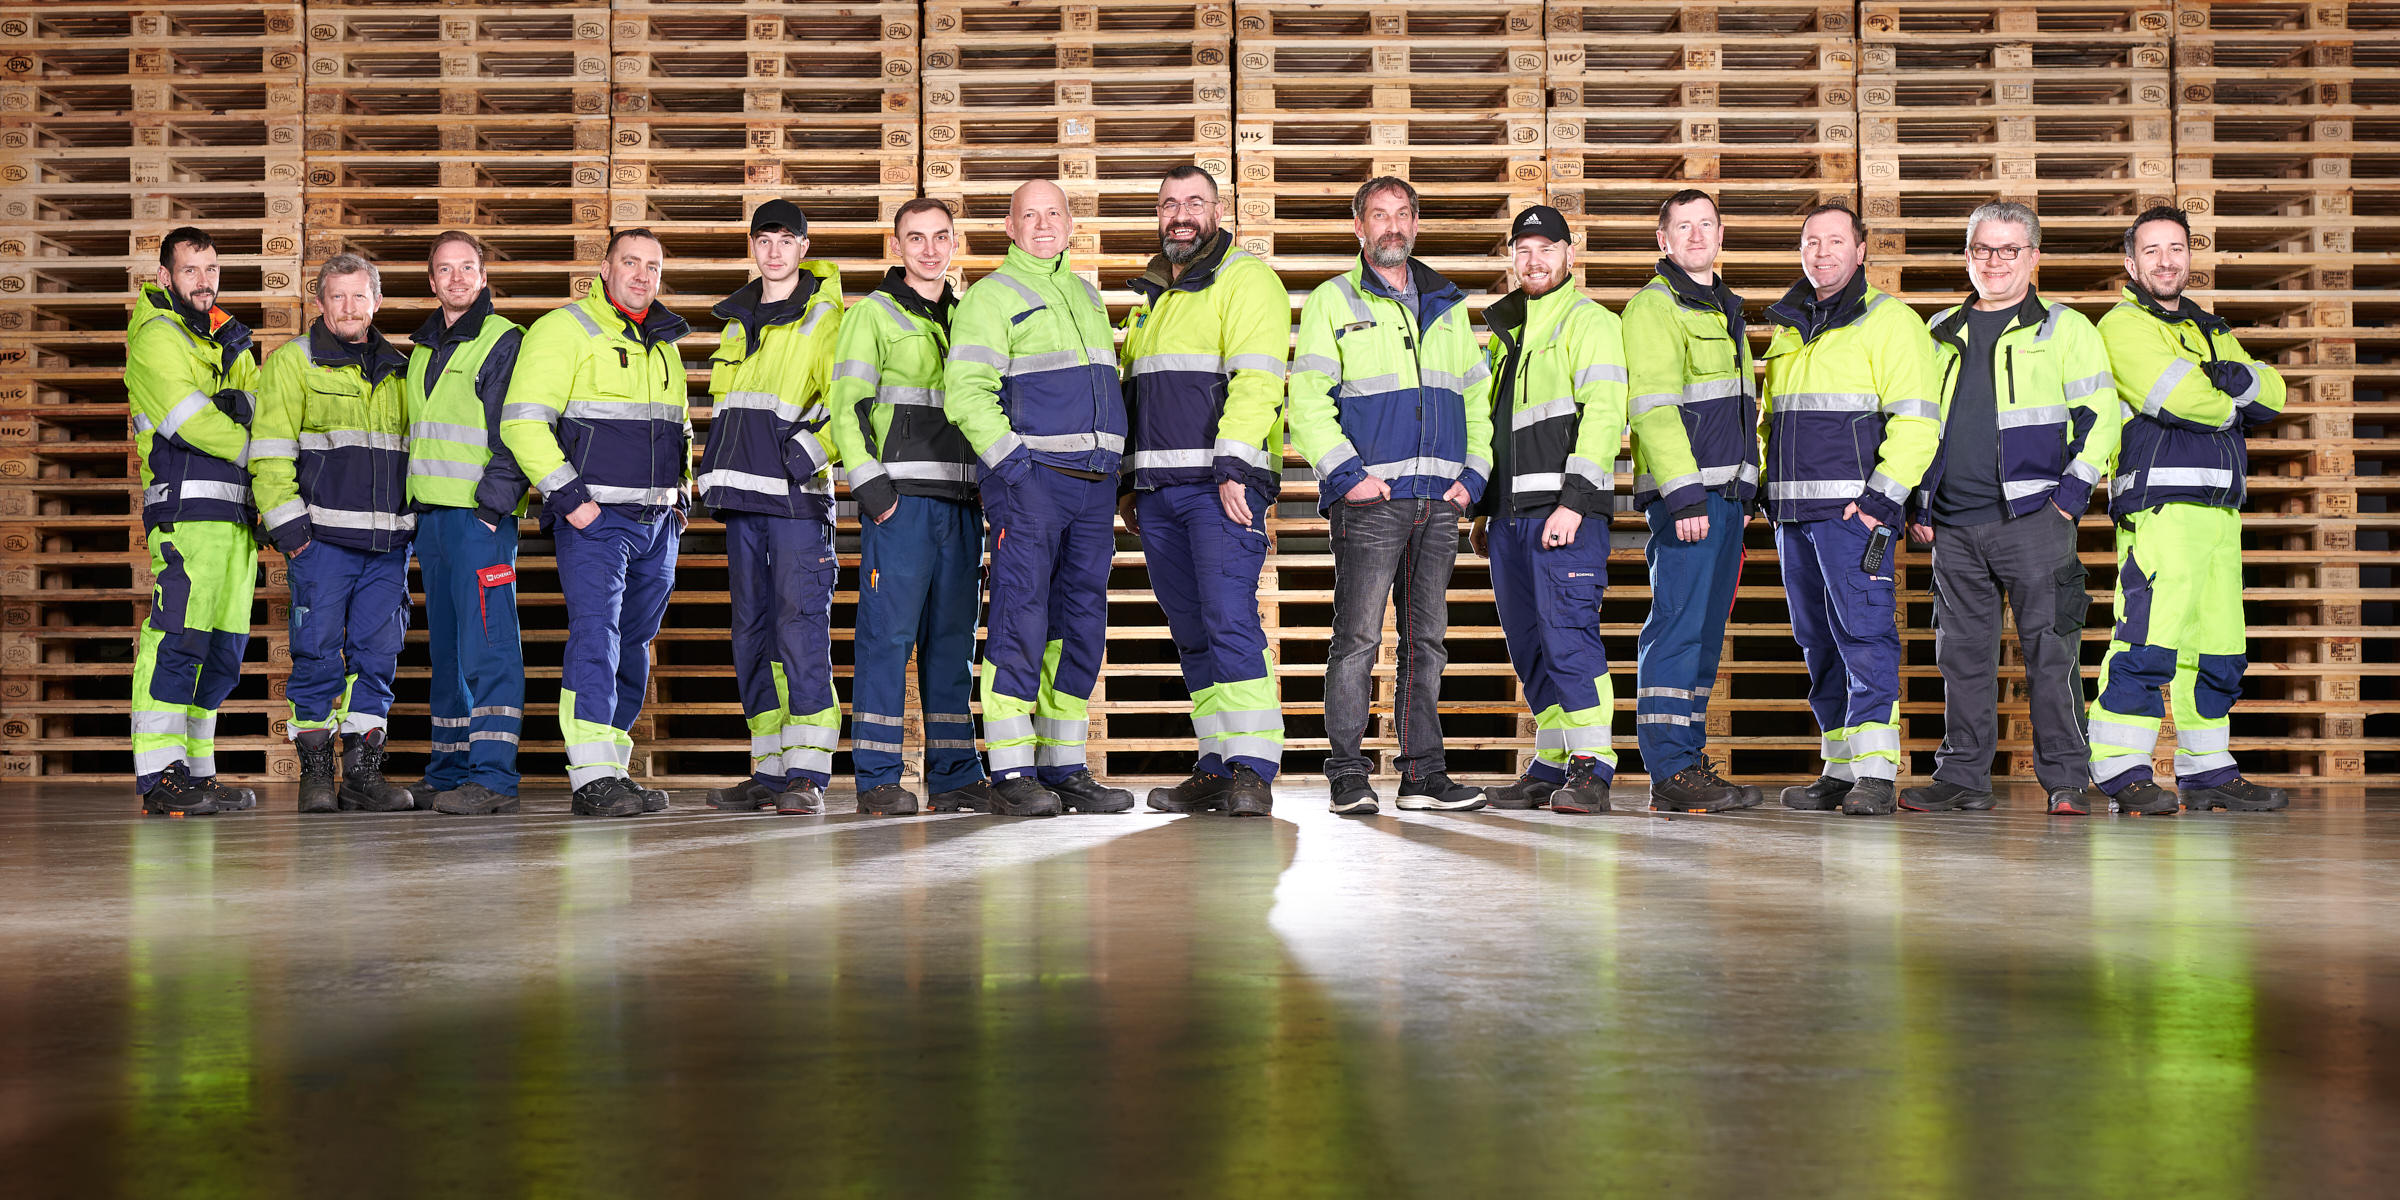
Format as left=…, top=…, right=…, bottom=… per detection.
left=1157, top=198, right=1216, bottom=216
left=1968, top=244, right=2030, bottom=262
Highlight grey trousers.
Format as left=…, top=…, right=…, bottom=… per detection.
left=1325, top=497, right=1459, bottom=781
left=1930, top=508, right=2092, bottom=791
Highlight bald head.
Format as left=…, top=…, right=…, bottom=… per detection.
left=1006, top=179, right=1073, bottom=260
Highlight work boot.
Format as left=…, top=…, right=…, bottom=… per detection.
left=1550, top=757, right=1612, bottom=815
left=774, top=781, right=826, bottom=815
left=338, top=730, right=415, bottom=812
left=929, top=779, right=995, bottom=813
left=1395, top=771, right=1486, bottom=812
left=706, top=780, right=775, bottom=812
left=638, top=787, right=669, bottom=813
left=1840, top=778, right=1897, bottom=816
left=1781, top=775, right=1850, bottom=811
left=988, top=775, right=1061, bottom=817
left=1147, top=770, right=1230, bottom=814
left=1483, top=771, right=1557, bottom=810
left=195, top=776, right=257, bottom=812
left=2046, top=787, right=2091, bottom=816
left=1328, top=773, right=1378, bottom=816
left=431, top=782, right=519, bottom=816
left=1899, top=779, right=1996, bottom=813
left=1701, top=762, right=1765, bottom=809
left=1053, top=770, right=1134, bottom=813
left=857, top=783, right=920, bottom=816
left=141, top=762, right=220, bottom=818
left=2182, top=776, right=2288, bottom=812
left=1651, top=766, right=1745, bottom=813
left=571, top=777, right=645, bottom=818
left=296, top=729, right=340, bottom=814
left=2113, top=780, right=2180, bottom=816
left=1222, top=766, right=1273, bottom=818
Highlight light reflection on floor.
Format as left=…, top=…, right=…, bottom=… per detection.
left=2, top=783, right=2395, bottom=1196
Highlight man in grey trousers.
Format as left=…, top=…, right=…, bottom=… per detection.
left=1902, top=202, right=2122, bottom=814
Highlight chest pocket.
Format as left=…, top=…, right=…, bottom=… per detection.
left=585, top=341, right=645, bottom=402
left=1684, top=312, right=1740, bottom=378
left=1334, top=318, right=1411, bottom=392
left=301, top=374, right=368, bottom=433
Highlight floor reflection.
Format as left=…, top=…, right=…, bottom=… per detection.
left=1, top=787, right=2396, bottom=1196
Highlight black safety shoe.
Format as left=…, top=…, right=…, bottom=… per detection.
left=296, top=729, right=339, bottom=814
left=1395, top=771, right=1486, bottom=812
left=1651, top=766, right=1747, bottom=813
left=858, top=783, right=920, bottom=816
left=1053, top=770, right=1134, bottom=813
left=989, top=775, right=1062, bottom=817
left=195, top=775, right=256, bottom=812
left=1781, top=775, right=1850, bottom=811
left=571, top=777, right=646, bottom=818
left=339, top=730, right=415, bottom=812
left=639, top=786, right=669, bottom=813
left=1840, top=778, right=1897, bottom=816
left=1328, top=773, right=1378, bottom=816
left=2047, top=787, right=2091, bottom=816
left=431, top=782, right=520, bottom=816
left=929, top=779, right=995, bottom=813
left=1899, top=779, right=1997, bottom=813
left=1701, top=762, right=1765, bottom=809
left=774, top=782, right=825, bottom=815
left=1483, top=771, right=1557, bottom=810
left=2182, top=777, right=2288, bottom=812
left=706, top=780, right=775, bottom=812
left=141, top=762, right=220, bottom=818
left=1550, top=757, right=1611, bottom=815
left=1147, top=770, right=1230, bottom=814
left=1223, top=766, right=1273, bottom=818
left=2114, top=780, right=2180, bottom=816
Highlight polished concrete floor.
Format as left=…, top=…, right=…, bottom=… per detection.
left=3, top=780, right=2397, bottom=1198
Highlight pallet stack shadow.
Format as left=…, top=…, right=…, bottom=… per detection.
left=1544, top=0, right=1859, bottom=781
left=610, top=0, right=919, bottom=784
left=2170, top=0, right=2393, bottom=782
left=1228, top=1, right=1544, bottom=779
left=0, top=3, right=302, bottom=780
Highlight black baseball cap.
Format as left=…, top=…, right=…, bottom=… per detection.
left=1509, top=205, right=1571, bottom=245
left=750, top=199, right=808, bottom=237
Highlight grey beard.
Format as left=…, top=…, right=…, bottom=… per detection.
left=1365, top=237, right=1412, bottom=269
left=1161, top=227, right=1212, bottom=265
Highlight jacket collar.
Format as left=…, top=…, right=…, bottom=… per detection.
left=1354, top=255, right=1464, bottom=327
left=588, top=284, right=691, bottom=347
left=1127, top=228, right=1234, bottom=302
left=410, top=287, right=496, bottom=351
left=1930, top=289, right=2048, bottom=350
left=307, top=319, right=409, bottom=386
left=1767, top=267, right=1870, bottom=342
left=1658, top=256, right=1740, bottom=312
left=712, top=269, right=826, bottom=355
left=144, top=282, right=255, bottom=360
left=2122, top=282, right=2228, bottom=335
left=1002, top=242, right=1073, bottom=278
left=874, top=266, right=956, bottom=327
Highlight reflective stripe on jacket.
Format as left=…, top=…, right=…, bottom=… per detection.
left=1622, top=261, right=1760, bottom=514
left=944, top=243, right=1125, bottom=480
left=698, top=262, right=845, bottom=519
left=2098, top=286, right=2286, bottom=519
left=404, top=289, right=526, bottom=518
left=252, top=321, right=413, bottom=553
left=1759, top=271, right=1944, bottom=525
left=826, top=267, right=977, bottom=514
left=1909, top=291, right=2120, bottom=523
left=1286, top=257, right=1495, bottom=514
left=127, top=283, right=260, bottom=528
left=498, top=286, right=694, bottom=520
left=1120, top=230, right=1290, bottom=495
left=1478, top=282, right=1627, bottom=517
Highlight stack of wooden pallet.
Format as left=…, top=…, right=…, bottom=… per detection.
left=0, top=3, right=303, bottom=780
left=1543, top=0, right=1860, bottom=301
left=2168, top=0, right=2391, bottom=782
left=922, top=0, right=1231, bottom=284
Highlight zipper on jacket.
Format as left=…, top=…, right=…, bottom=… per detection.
left=1999, top=344, right=2013, bottom=500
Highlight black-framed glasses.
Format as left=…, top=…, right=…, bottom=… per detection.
left=1968, top=244, right=2030, bottom=262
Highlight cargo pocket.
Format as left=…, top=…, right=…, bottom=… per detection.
left=151, top=541, right=191, bottom=636
left=1542, top=563, right=1606, bottom=635
left=2113, top=552, right=2152, bottom=645
left=2054, top=560, right=2091, bottom=637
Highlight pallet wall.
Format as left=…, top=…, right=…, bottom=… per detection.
left=0, top=1, right=2390, bottom=788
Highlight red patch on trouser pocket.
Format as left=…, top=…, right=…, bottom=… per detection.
left=476, top=564, right=516, bottom=635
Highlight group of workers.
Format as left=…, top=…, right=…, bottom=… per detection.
left=124, top=164, right=2290, bottom=821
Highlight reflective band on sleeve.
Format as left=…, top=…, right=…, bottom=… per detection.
left=1417, top=368, right=1472, bottom=393
left=1512, top=396, right=1578, bottom=430
left=833, top=359, right=880, bottom=384
left=262, top=499, right=308, bottom=527
left=1214, top=438, right=1277, bottom=470
left=1866, top=472, right=1909, bottom=503
left=1336, top=372, right=1405, bottom=398
left=500, top=403, right=559, bottom=425
left=1565, top=455, right=1609, bottom=486
left=154, top=390, right=214, bottom=443
left=1572, top=363, right=1627, bottom=388
left=1227, top=353, right=1288, bottom=377
left=538, top=465, right=580, bottom=492
left=2062, top=372, right=2113, bottom=401
left=951, top=344, right=1008, bottom=368
left=248, top=438, right=300, bottom=458
left=2065, top=459, right=2103, bottom=485
left=978, top=430, right=1025, bottom=468
left=2143, top=358, right=2195, bottom=416
left=1630, top=392, right=1680, bottom=417
left=1291, top=353, right=1341, bottom=378
left=1315, top=440, right=1360, bottom=474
